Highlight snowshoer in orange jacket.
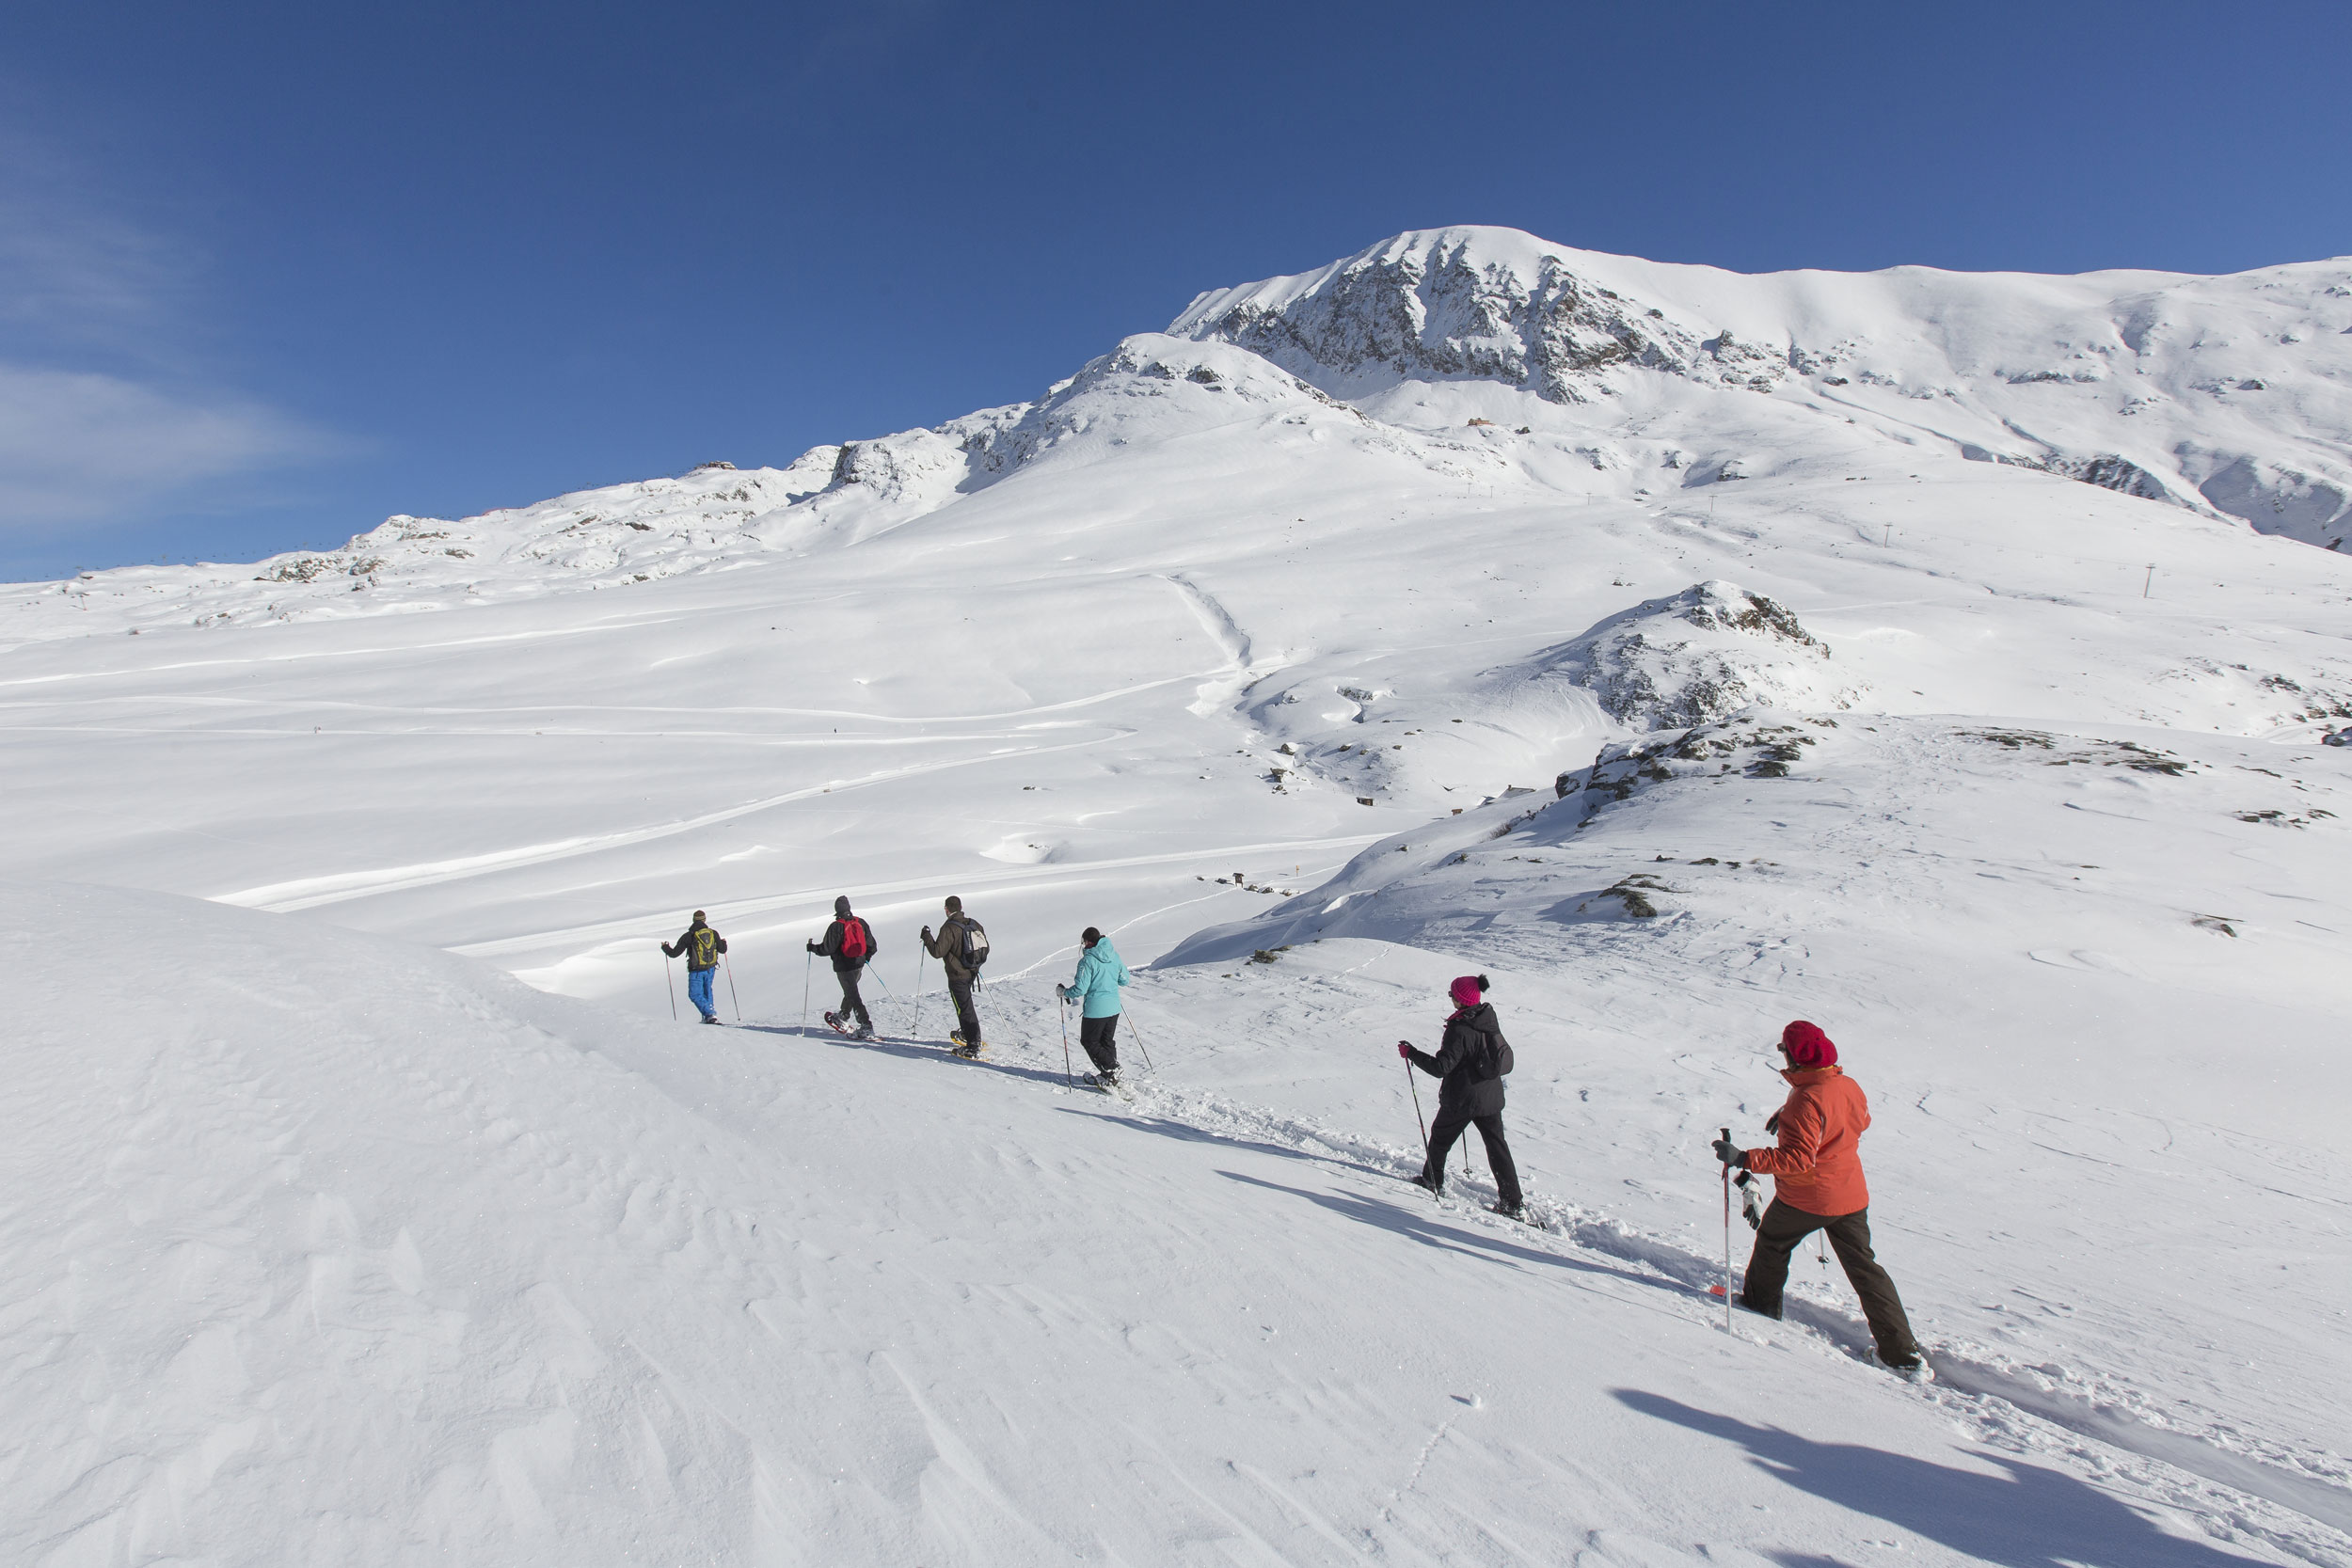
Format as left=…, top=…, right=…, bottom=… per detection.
left=1713, top=1021, right=1925, bottom=1375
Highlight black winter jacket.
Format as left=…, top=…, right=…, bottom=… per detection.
left=1407, top=1002, right=1509, bottom=1115
left=809, top=915, right=878, bottom=972
left=663, top=924, right=727, bottom=972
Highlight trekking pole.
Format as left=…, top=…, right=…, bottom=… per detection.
left=1403, top=1046, right=1428, bottom=1152
left=724, top=954, right=742, bottom=1023
left=911, top=951, right=925, bottom=1036
left=663, top=948, right=677, bottom=1021
left=1057, top=998, right=1074, bottom=1086
left=1721, top=1126, right=1734, bottom=1334
left=800, top=950, right=811, bottom=1036
left=1122, top=1002, right=1156, bottom=1072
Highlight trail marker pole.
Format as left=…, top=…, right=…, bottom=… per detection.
left=724, top=955, right=742, bottom=1023
left=663, top=949, right=677, bottom=1021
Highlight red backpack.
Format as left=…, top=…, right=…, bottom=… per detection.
left=839, top=916, right=871, bottom=960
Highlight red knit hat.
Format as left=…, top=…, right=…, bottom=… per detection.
left=1781, top=1020, right=1837, bottom=1067
left=1450, top=974, right=1487, bottom=1009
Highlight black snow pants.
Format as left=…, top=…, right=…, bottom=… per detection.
left=948, top=976, right=981, bottom=1045
left=1421, top=1105, right=1522, bottom=1210
left=1740, top=1198, right=1921, bottom=1367
left=834, top=965, right=871, bottom=1032
left=1078, top=1013, right=1120, bottom=1075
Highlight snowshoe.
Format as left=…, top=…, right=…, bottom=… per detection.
left=1406, top=1171, right=1442, bottom=1196
left=1487, top=1200, right=1527, bottom=1222
left=1730, top=1295, right=1782, bottom=1322
left=699, top=1014, right=722, bottom=1026
left=1882, top=1354, right=1935, bottom=1384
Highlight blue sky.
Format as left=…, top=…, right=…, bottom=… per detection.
left=2, top=0, right=2346, bottom=580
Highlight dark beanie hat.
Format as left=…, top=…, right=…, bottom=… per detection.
left=1781, top=1020, right=1837, bottom=1068
left=945, top=895, right=962, bottom=913
left=834, top=895, right=851, bottom=915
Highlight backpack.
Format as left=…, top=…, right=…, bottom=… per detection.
left=957, top=916, right=990, bottom=971
left=691, top=927, right=720, bottom=967
left=1466, top=1012, right=1512, bottom=1079
left=838, top=916, right=870, bottom=961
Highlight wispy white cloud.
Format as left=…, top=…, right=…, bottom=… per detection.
left=0, top=364, right=327, bottom=526
left=0, top=123, right=342, bottom=536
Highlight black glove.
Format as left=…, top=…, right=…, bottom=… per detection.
left=921, top=926, right=933, bottom=942
left=1711, top=1136, right=1747, bottom=1168
left=805, top=941, right=818, bottom=954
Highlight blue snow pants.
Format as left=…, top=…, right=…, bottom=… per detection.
left=688, top=967, right=717, bottom=1019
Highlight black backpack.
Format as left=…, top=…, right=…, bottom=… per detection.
left=1474, top=1016, right=1514, bottom=1079
left=957, top=916, right=990, bottom=970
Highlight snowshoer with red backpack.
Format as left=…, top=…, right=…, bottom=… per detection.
left=921, top=895, right=990, bottom=1056
left=1713, top=1021, right=1928, bottom=1377
left=660, top=911, right=728, bottom=1024
left=1400, top=974, right=1524, bottom=1218
left=807, top=895, right=879, bottom=1039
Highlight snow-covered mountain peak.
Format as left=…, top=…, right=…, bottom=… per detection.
left=1170, top=226, right=1723, bottom=405
left=1172, top=226, right=2352, bottom=546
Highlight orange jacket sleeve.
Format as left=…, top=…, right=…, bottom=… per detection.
left=1745, top=1093, right=1824, bottom=1177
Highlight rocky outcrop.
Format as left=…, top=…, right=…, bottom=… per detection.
left=1171, top=230, right=1757, bottom=404
left=1509, top=581, right=1863, bottom=732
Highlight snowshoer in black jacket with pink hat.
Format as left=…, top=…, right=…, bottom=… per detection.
left=1401, top=974, right=1524, bottom=1218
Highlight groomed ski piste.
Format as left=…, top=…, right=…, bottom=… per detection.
left=6, top=227, right=2352, bottom=1564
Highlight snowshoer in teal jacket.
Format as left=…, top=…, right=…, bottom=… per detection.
left=1057, top=927, right=1132, bottom=1085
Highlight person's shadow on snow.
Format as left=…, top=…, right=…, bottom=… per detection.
left=1613, top=1389, right=2272, bottom=1567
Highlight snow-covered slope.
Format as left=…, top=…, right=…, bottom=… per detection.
left=6, top=227, right=2352, bottom=1562
left=9, top=882, right=2344, bottom=1565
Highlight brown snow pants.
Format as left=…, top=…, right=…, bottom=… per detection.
left=1740, top=1198, right=1921, bottom=1366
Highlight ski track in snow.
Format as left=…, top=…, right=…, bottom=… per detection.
left=215, top=724, right=1166, bottom=913
left=457, top=834, right=1386, bottom=960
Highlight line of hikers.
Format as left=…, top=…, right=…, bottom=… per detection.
left=663, top=895, right=1135, bottom=1077
left=664, top=905, right=1926, bottom=1377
